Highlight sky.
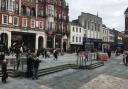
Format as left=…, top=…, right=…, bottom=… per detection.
left=65, top=0, right=128, bottom=31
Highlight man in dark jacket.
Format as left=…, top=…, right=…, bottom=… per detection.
left=26, top=50, right=34, bottom=78
left=0, top=39, right=8, bottom=83
left=32, top=57, right=41, bottom=79
left=1, top=59, right=8, bottom=83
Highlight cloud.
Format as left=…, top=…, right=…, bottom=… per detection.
left=65, top=0, right=128, bottom=31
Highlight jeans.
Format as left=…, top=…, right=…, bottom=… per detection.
left=33, top=68, right=38, bottom=79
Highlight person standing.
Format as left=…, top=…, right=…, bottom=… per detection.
left=32, top=57, right=41, bottom=79
left=0, top=38, right=8, bottom=83
left=1, top=59, right=8, bottom=83
left=15, top=43, right=21, bottom=70
left=26, top=50, right=34, bottom=78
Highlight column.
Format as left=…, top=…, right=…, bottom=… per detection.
left=8, top=32, right=11, bottom=48
left=0, top=0, right=1, bottom=11
left=43, top=35, right=46, bottom=48
left=35, top=34, right=39, bottom=53
left=19, top=0, right=21, bottom=15
left=61, top=38, right=63, bottom=50
left=53, top=35, right=55, bottom=48
left=36, top=0, right=38, bottom=19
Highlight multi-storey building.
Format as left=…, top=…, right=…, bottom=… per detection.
left=69, top=22, right=84, bottom=52
left=124, top=8, right=128, bottom=50
left=0, top=0, right=69, bottom=52
left=114, top=29, right=124, bottom=50
left=101, top=24, right=109, bottom=51
left=78, top=12, right=102, bottom=51
left=125, top=8, right=128, bottom=35
left=108, top=28, right=115, bottom=50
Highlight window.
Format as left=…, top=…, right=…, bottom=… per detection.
left=22, top=18, right=27, bottom=27
left=76, top=27, right=78, bottom=32
left=14, top=3, right=19, bottom=13
left=39, top=21, right=43, bottom=29
left=72, top=36, right=75, bottom=42
left=79, top=28, right=81, bottom=32
left=76, top=36, right=78, bottom=42
left=1, top=0, right=7, bottom=11
left=13, top=16, right=19, bottom=26
left=31, top=19, right=35, bottom=28
left=8, top=0, right=13, bottom=11
left=2, top=15, right=8, bottom=24
left=72, top=27, right=74, bottom=32
left=79, top=37, right=81, bottom=42
left=38, top=9, right=43, bottom=16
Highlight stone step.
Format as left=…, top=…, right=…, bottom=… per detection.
left=0, top=64, right=79, bottom=78
left=86, top=62, right=104, bottom=70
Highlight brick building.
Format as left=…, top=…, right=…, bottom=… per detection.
left=0, top=0, right=69, bottom=52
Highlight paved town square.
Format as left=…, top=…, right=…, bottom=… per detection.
left=0, top=53, right=128, bottom=89
left=0, top=0, right=128, bottom=89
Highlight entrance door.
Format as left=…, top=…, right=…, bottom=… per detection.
left=63, top=42, right=66, bottom=52
left=38, top=36, right=44, bottom=49
left=47, top=36, right=53, bottom=48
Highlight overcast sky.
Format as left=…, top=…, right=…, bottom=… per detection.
left=65, top=0, right=128, bottom=31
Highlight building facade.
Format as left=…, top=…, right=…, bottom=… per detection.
left=0, top=0, right=69, bottom=52
left=114, top=29, right=124, bottom=50
left=124, top=8, right=128, bottom=50
left=69, top=22, right=84, bottom=51
left=78, top=12, right=102, bottom=51
left=108, top=28, right=115, bottom=50
left=101, top=24, right=110, bottom=51
left=125, top=8, right=128, bottom=35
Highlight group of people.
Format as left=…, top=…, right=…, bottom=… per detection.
left=36, top=49, right=50, bottom=59
left=26, top=50, right=41, bottom=79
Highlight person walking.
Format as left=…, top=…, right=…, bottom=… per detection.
left=107, top=49, right=111, bottom=58
left=53, top=49, right=58, bottom=61
left=32, top=57, right=41, bottom=79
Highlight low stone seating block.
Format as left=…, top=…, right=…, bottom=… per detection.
left=98, top=53, right=109, bottom=61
